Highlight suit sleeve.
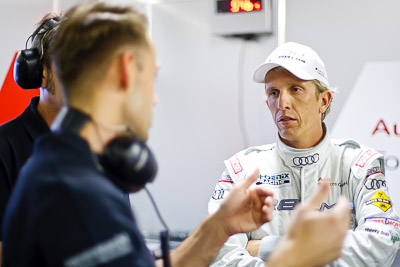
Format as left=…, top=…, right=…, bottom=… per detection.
left=329, top=155, right=400, bottom=267
left=208, top=169, right=265, bottom=267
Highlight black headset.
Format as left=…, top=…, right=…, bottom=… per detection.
left=52, top=107, right=158, bottom=192
left=13, top=16, right=62, bottom=89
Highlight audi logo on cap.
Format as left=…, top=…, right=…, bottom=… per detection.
left=293, top=153, right=319, bottom=166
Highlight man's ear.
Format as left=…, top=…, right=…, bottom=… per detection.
left=41, top=68, right=48, bottom=88
left=118, top=50, right=136, bottom=91
left=319, top=90, right=333, bottom=114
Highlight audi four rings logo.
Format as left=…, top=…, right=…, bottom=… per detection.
left=293, top=153, right=320, bottom=166
left=364, top=179, right=387, bottom=190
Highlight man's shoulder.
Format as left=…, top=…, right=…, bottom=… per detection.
left=229, top=143, right=276, bottom=160
left=16, top=142, right=126, bottom=214
left=0, top=116, right=25, bottom=143
left=0, top=97, right=49, bottom=148
left=330, top=138, right=382, bottom=158
left=0, top=98, right=35, bottom=137
left=223, top=143, right=277, bottom=181
left=17, top=134, right=88, bottom=183
left=0, top=115, right=33, bottom=179
left=330, top=138, right=384, bottom=179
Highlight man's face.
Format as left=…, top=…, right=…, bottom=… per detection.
left=265, top=68, right=325, bottom=148
left=124, top=43, right=158, bottom=141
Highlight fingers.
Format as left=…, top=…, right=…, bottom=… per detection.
left=302, top=182, right=330, bottom=212
left=226, top=168, right=259, bottom=201
left=240, top=168, right=260, bottom=189
left=233, top=168, right=260, bottom=194
left=262, top=199, right=274, bottom=221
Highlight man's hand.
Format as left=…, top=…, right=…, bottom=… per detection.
left=168, top=169, right=273, bottom=267
left=266, top=182, right=349, bottom=267
left=215, top=168, right=275, bottom=236
left=246, top=240, right=261, bottom=257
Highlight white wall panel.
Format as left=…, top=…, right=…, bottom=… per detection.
left=285, top=0, right=400, bottom=128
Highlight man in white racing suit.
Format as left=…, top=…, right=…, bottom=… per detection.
left=208, top=42, right=400, bottom=267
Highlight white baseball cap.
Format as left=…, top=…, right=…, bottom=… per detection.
left=253, top=42, right=329, bottom=87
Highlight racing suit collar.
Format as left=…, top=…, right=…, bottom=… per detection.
left=276, top=123, right=330, bottom=169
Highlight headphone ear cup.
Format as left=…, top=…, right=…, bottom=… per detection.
left=99, top=135, right=158, bottom=192
left=13, top=48, right=43, bottom=89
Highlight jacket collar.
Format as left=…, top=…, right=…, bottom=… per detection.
left=276, top=123, right=331, bottom=168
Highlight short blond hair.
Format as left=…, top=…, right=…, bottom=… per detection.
left=53, top=1, right=150, bottom=101
left=313, top=79, right=336, bottom=121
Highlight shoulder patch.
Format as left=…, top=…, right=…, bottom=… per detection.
left=224, top=143, right=275, bottom=183
left=229, top=156, right=243, bottom=174
left=365, top=190, right=392, bottom=212
left=224, top=154, right=247, bottom=183
left=352, top=148, right=384, bottom=179
left=356, top=149, right=378, bottom=167
left=333, top=139, right=384, bottom=179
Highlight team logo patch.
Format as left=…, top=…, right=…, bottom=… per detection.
left=365, top=190, right=392, bottom=212
left=390, top=230, right=400, bottom=244
left=364, top=179, right=387, bottom=190
left=365, top=217, right=400, bottom=230
left=256, top=172, right=290, bottom=186
left=356, top=149, right=377, bottom=167
left=230, top=157, right=243, bottom=174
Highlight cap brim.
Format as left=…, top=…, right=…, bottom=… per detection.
left=253, top=62, right=315, bottom=83
left=253, top=63, right=279, bottom=83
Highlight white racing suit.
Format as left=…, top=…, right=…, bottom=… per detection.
left=208, top=128, right=400, bottom=267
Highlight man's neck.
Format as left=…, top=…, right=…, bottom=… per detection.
left=37, top=88, right=63, bottom=127
left=37, top=99, right=59, bottom=127
left=78, top=121, right=115, bottom=154
left=75, top=105, right=124, bottom=154
left=281, top=124, right=326, bottom=149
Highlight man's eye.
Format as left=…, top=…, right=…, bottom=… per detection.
left=293, top=87, right=301, bottom=92
left=268, top=90, right=278, bottom=96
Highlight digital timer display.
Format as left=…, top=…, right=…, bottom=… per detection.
left=212, top=0, right=271, bottom=36
left=217, top=0, right=262, bottom=13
